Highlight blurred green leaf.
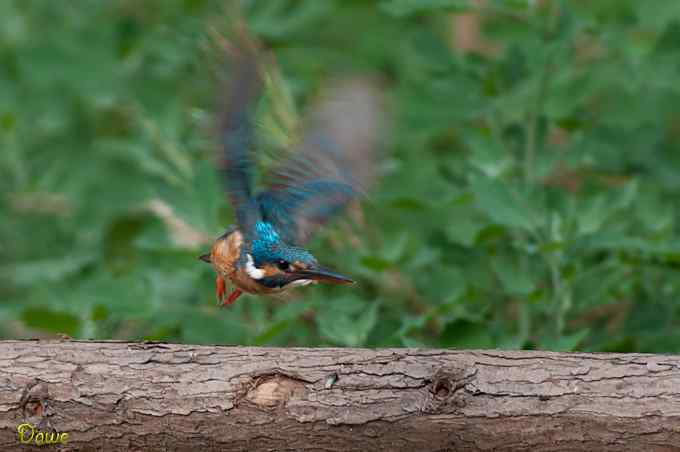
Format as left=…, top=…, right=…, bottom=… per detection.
left=250, top=0, right=336, bottom=38
left=445, top=218, right=482, bottom=247
left=380, top=0, right=470, bottom=17
left=254, top=319, right=292, bottom=345
left=466, top=131, right=513, bottom=178
left=576, top=195, right=611, bottom=236
left=360, top=255, right=392, bottom=272
left=183, top=310, right=250, bottom=344
left=441, top=319, right=494, bottom=349
left=470, top=174, right=536, bottom=231
left=317, top=298, right=379, bottom=346
left=492, top=254, right=535, bottom=296
left=21, top=307, right=80, bottom=336
left=1, top=254, right=97, bottom=288
left=542, top=329, right=590, bottom=352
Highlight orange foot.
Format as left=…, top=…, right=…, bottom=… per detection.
left=222, top=288, right=243, bottom=307
left=216, top=276, right=226, bottom=304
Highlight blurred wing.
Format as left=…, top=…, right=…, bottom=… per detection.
left=218, top=31, right=263, bottom=235
left=257, top=78, right=384, bottom=244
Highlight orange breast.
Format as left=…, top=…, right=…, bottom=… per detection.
left=209, top=229, right=275, bottom=295
left=210, top=230, right=243, bottom=279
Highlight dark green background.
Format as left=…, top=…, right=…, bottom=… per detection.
left=3, top=0, right=680, bottom=351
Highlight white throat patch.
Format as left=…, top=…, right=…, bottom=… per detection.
left=245, top=254, right=265, bottom=280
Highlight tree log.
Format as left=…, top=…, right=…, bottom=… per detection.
left=0, top=341, right=679, bottom=451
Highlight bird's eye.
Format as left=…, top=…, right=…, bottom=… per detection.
left=276, top=259, right=290, bottom=271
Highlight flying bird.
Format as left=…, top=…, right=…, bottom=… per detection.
left=200, top=31, right=383, bottom=306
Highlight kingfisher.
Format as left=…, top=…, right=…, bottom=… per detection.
left=199, top=31, right=383, bottom=307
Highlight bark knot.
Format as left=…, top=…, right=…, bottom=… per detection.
left=19, top=379, right=53, bottom=431
left=245, top=374, right=307, bottom=408
left=422, top=366, right=477, bottom=414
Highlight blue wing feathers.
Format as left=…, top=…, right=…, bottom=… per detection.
left=256, top=181, right=356, bottom=244
left=259, top=79, right=383, bottom=244
left=219, top=33, right=263, bottom=235
left=220, top=32, right=383, bottom=246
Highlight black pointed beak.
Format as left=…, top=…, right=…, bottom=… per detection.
left=199, top=253, right=212, bottom=263
left=295, top=266, right=354, bottom=285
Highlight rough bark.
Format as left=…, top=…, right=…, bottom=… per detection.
left=0, top=341, right=679, bottom=451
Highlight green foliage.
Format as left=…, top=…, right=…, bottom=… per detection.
left=3, top=0, right=680, bottom=352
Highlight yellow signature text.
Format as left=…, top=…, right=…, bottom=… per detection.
left=17, top=423, right=69, bottom=446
